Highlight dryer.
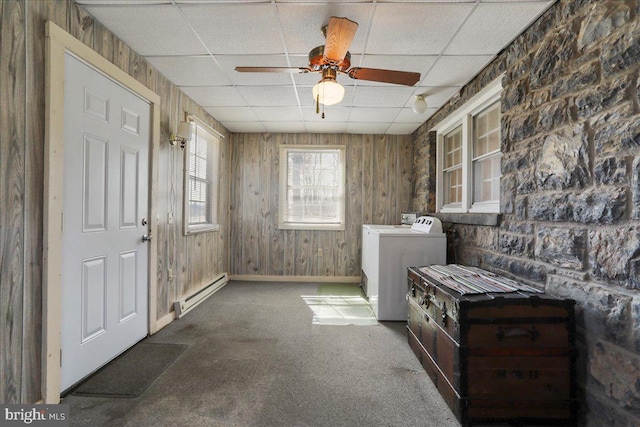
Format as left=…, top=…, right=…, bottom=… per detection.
left=361, top=217, right=446, bottom=321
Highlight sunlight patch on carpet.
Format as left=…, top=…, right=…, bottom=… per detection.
left=302, top=287, right=378, bottom=326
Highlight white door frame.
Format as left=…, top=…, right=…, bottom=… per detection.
left=43, top=21, right=161, bottom=403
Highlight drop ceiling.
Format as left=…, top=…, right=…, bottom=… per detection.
left=76, top=0, right=554, bottom=135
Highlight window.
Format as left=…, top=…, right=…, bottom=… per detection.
left=183, top=116, right=221, bottom=234
left=443, top=126, right=463, bottom=207
left=434, top=77, right=503, bottom=213
left=279, top=145, right=346, bottom=231
left=472, top=103, right=501, bottom=205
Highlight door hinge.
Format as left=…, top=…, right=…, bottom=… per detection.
left=61, top=213, right=64, bottom=232
left=60, top=349, right=62, bottom=367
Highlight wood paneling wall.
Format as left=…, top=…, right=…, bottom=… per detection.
left=230, top=133, right=413, bottom=277
left=0, top=0, right=229, bottom=403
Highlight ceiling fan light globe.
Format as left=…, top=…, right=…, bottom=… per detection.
left=413, top=96, right=428, bottom=114
left=313, top=80, right=345, bottom=106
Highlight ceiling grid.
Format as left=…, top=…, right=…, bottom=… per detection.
left=77, top=0, right=555, bottom=134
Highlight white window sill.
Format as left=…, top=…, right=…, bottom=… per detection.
left=278, top=222, right=345, bottom=231
left=184, top=224, right=220, bottom=236
left=432, top=212, right=501, bottom=226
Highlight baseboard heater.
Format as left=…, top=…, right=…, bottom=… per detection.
left=173, top=273, right=228, bottom=319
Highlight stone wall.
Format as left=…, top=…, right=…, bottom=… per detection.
left=412, top=1, right=640, bottom=425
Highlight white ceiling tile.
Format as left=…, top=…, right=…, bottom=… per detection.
left=352, top=86, right=415, bottom=108
left=252, top=106, right=303, bottom=122
left=349, top=107, right=400, bottom=123
left=302, top=106, right=351, bottom=122
left=203, top=106, right=258, bottom=122
left=424, top=55, right=494, bottom=87
left=83, top=5, right=207, bottom=56
left=445, top=2, right=553, bottom=55
left=263, top=121, right=307, bottom=133
left=180, top=3, right=284, bottom=54
left=305, top=121, right=348, bottom=134
left=367, top=3, right=473, bottom=55
left=385, top=122, right=422, bottom=134
left=346, top=122, right=391, bottom=134
left=180, top=86, right=247, bottom=107
left=146, top=56, right=230, bottom=86
left=236, top=86, right=299, bottom=106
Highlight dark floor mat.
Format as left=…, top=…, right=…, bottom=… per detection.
left=72, top=342, right=187, bottom=398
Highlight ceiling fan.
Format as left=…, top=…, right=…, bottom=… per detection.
left=235, top=17, right=421, bottom=113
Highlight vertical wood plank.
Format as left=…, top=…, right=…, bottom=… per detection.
left=170, top=86, right=183, bottom=306
left=156, top=75, right=171, bottom=318
left=295, top=230, right=315, bottom=276
left=283, top=229, right=295, bottom=276
left=259, top=133, right=272, bottom=274
left=268, top=134, right=284, bottom=275
left=373, top=135, right=388, bottom=224
left=92, top=19, right=115, bottom=64
left=399, top=135, right=413, bottom=214
left=229, top=134, right=239, bottom=274
left=244, top=133, right=261, bottom=274
left=362, top=134, right=373, bottom=225
left=387, top=135, right=398, bottom=224
left=217, top=134, right=229, bottom=272
left=346, top=134, right=363, bottom=276
left=0, top=0, right=25, bottom=404
left=67, top=1, right=92, bottom=47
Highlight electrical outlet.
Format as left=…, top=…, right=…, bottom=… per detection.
left=168, top=268, right=173, bottom=278
left=318, top=248, right=323, bottom=257
left=168, top=212, right=174, bottom=224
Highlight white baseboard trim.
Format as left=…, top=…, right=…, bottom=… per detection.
left=154, top=312, right=175, bottom=333
left=228, top=275, right=361, bottom=283
left=174, top=273, right=228, bottom=319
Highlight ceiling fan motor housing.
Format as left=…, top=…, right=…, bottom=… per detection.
left=309, top=46, right=351, bottom=71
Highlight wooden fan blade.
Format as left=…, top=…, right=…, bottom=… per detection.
left=347, top=67, right=420, bottom=86
left=235, top=66, right=312, bottom=74
left=323, top=17, right=358, bottom=63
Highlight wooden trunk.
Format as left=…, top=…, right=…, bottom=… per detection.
left=407, top=266, right=577, bottom=426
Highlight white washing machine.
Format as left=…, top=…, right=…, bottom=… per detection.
left=361, top=217, right=446, bottom=321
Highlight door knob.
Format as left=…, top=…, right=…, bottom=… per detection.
left=142, top=234, right=152, bottom=242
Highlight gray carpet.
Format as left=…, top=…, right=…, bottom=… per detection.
left=72, top=342, right=187, bottom=398
left=63, top=281, right=459, bottom=427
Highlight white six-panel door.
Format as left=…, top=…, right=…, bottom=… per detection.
left=61, top=53, right=150, bottom=391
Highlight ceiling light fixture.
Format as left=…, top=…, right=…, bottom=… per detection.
left=412, top=94, right=428, bottom=115
left=313, top=68, right=345, bottom=106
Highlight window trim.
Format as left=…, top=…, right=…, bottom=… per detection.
left=278, top=144, right=346, bottom=231
left=432, top=76, right=503, bottom=214
left=182, top=115, right=223, bottom=235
